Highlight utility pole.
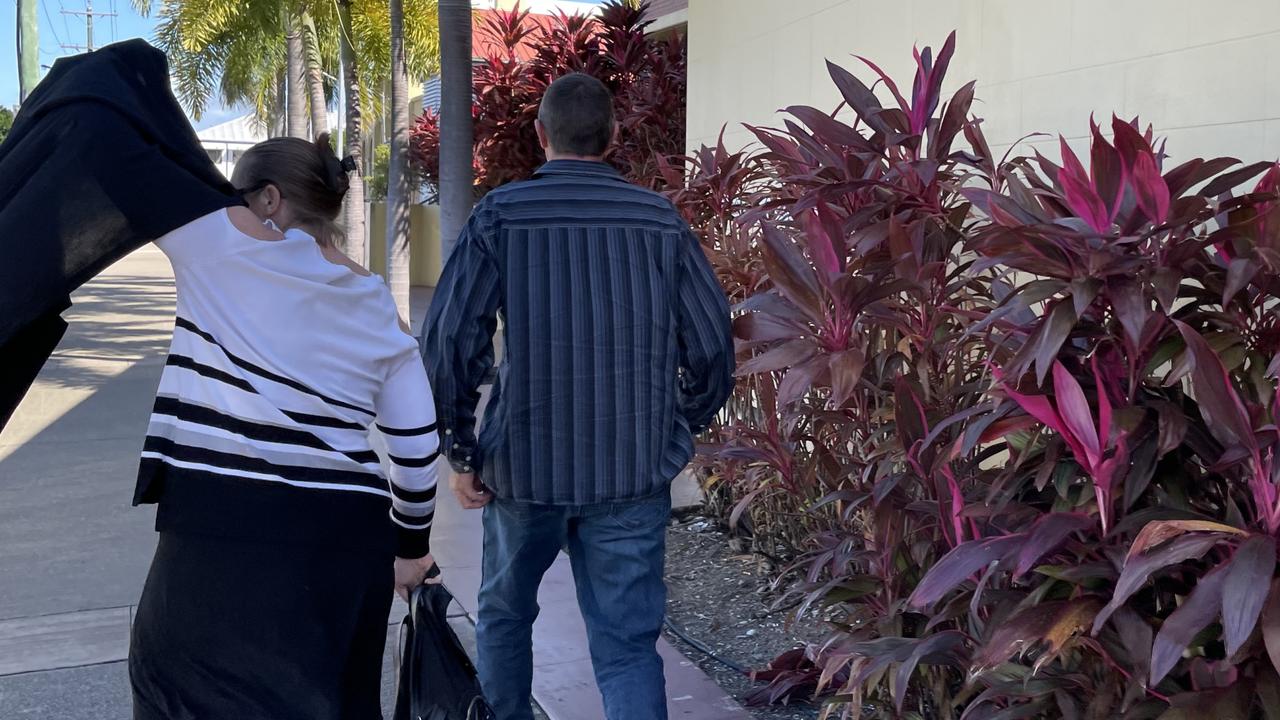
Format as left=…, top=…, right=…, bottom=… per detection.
left=16, top=0, right=38, bottom=101
left=61, top=0, right=116, bottom=53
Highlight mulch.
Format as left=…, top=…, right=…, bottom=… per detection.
left=664, top=515, right=826, bottom=720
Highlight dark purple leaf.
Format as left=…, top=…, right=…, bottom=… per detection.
left=1262, top=579, right=1280, bottom=674
left=892, top=631, right=965, bottom=713
left=778, top=356, right=828, bottom=407
left=1093, top=532, right=1224, bottom=634
left=1014, top=513, right=1095, bottom=577
left=736, top=339, right=816, bottom=376
left=1034, top=300, right=1078, bottom=385
left=1164, top=156, right=1239, bottom=198
left=729, top=486, right=766, bottom=530
left=784, top=105, right=868, bottom=150
left=733, top=313, right=802, bottom=344
left=825, top=59, right=892, bottom=137
left=1175, top=321, right=1258, bottom=452
left=1122, top=431, right=1160, bottom=511
left=1222, top=258, right=1258, bottom=306
left=760, top=224, right=824, bottom=318
left=1112, top=606, right=1153, bottom=681
left=908, top=535, right=1024, bottom=608
left=1058, top=137, right=1110, bottom=232
left=1155, top=400, right=1190, bottom=456
left=1108, top=278, right=1148, bottom=349
left=828, top=349, right=865, bottom=408
left=1150, top=563, right=1228, bottom=686
left=1201, top=160, right=1276, bottom=197
left=894, top=377, right=928, bottom=450
left=1053, top=362, right=1101, bottom=470
left=1221, top=534, right=1276, bottom=657
left=1152, top=268, right=1182, bottom=313
left=1091, top=119, right=1125, bottom=221
left=1112, top=116, right=1169, bottom=223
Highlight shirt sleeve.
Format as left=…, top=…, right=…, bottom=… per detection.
left=423, top=202, right=501, bottom=475
left=374, top=351, right=441, bottom=559
left=153, top=207, right=253, bottom=267
left=675, top=226, right=736, bottom=433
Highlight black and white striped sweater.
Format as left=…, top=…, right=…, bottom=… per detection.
left=133, top=209, right=439, bottom=558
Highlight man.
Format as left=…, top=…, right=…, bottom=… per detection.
left=424, top=73, right=735, bottom=720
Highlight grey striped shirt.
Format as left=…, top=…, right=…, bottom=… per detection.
left=424, top=160, right=734, bottom=505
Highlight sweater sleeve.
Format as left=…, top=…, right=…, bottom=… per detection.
left=374, top=351, right=441, bottom=559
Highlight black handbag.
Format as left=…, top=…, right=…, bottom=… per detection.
left=393, top=577, right=494, bottom=720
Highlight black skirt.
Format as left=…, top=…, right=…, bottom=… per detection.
left=129, top=531, right=394, bottom=720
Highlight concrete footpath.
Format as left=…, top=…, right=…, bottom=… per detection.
left=0, top=248, right=747, bottom=719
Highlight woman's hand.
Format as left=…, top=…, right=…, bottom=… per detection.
left=394, top=553, right=440, bottom=602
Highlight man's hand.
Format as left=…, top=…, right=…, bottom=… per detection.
left=451, top=471, right=492, bottom=509
left=394, top=553, right=441, bottom=602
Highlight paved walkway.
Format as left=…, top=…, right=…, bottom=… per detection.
left=0, top=248, right=746, bottom=719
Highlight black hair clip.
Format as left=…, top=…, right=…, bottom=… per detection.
left=340, top=156, right=358, bottom=173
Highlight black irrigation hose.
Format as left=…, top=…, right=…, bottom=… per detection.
left=663, top=617, right=751, bottom=675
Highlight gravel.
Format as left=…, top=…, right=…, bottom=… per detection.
left=664, top=515, right=825, bottom=720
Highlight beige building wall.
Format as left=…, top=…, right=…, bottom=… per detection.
left=687, top=0, right=1280, bottom=164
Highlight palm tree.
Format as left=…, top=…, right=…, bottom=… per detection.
left=301, top=12, right=328, bottom=136
left=437, top=0, right=474, bottom=260
left=385, top=0, right=412, bottom=319
left=337, top=0, right=366, bottom=265
left=138, top=0, right=439, bottom=268
left=284, top=8, right=309, bottom=138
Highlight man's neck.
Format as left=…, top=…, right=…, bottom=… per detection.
left=544, top=151, right=605, bottom=163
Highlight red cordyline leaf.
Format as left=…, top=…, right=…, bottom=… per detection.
left=1058, top=137, right=1110, bottom=233
left=1221, top=534, right=1276, bottom=658
left=801, top=205, right=842, bottom=280
left=1013, top=513, right=1095, bottom=578
left=1089, top=118, right=1126, bottom=224
left=1093, top=525, right=1239, bottom=634
left=1112, top=116, right=1170, bottom=224
left=1053, top=362, right=1101, bottom=470
left=908, top=535, right=1024, bottom=609
left=1150, top=563, right=1228, bottom=686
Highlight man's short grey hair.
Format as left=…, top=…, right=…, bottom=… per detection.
left=537, top=73, right=614, bottom=157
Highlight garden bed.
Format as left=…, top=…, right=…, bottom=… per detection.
left=664, top=515, right=824, bottom=720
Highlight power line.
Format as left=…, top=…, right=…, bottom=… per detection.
left=61, top=0, right=116, bottom=52
left=39, top=0, right=68, bottom=49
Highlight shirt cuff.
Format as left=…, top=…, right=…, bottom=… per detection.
left=442, top=428, right=480, bottom=473
left=396, top=526, right=431, bottom=559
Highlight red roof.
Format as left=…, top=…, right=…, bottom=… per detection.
left=472, top=9, right=561, bottom=61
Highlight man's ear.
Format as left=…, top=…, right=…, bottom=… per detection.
left=534, top=119, right=550, bottom=151
left=610, top=122, right=620, bottom=147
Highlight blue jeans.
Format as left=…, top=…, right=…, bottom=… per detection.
left=475, top=490, right=671, bottom=720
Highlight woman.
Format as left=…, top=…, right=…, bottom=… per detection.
left=128, top=133, right=439, bottom=720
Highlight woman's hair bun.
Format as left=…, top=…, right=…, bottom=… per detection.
left=314, top=132, right=352, bottom=198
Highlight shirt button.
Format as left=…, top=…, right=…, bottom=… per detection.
left=466, top=455, right=472, bottom=461
left=445, top=429, right=453, bottom=435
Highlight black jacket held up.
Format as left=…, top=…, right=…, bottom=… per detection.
left=0, top=40, right=239, bottom=430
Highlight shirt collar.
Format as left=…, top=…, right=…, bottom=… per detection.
left=532, top=159, right=624, bottom=180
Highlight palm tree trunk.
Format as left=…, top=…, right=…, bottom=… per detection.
left=284, top=10, right=309, bottom=139
left=386, top=0, right=412, bottom=321
left=16, top=0, right=38, bottom=103
left=338, top=0, right=366, bottom=265
left=301, top=12, right=328, bottom=137
left=437, top=0, right=474, bottom=260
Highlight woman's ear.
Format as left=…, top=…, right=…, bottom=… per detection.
left=260, top=184, right=282, bottom=215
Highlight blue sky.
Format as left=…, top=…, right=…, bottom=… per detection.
left=2, top=0, right=605, bottom=130
left=0, top=2, right=249, bottom=129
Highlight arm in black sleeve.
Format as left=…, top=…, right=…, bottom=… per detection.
left=675, top=226, right=736, bottom=433
left=422, top=203, right=501, bottom=474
